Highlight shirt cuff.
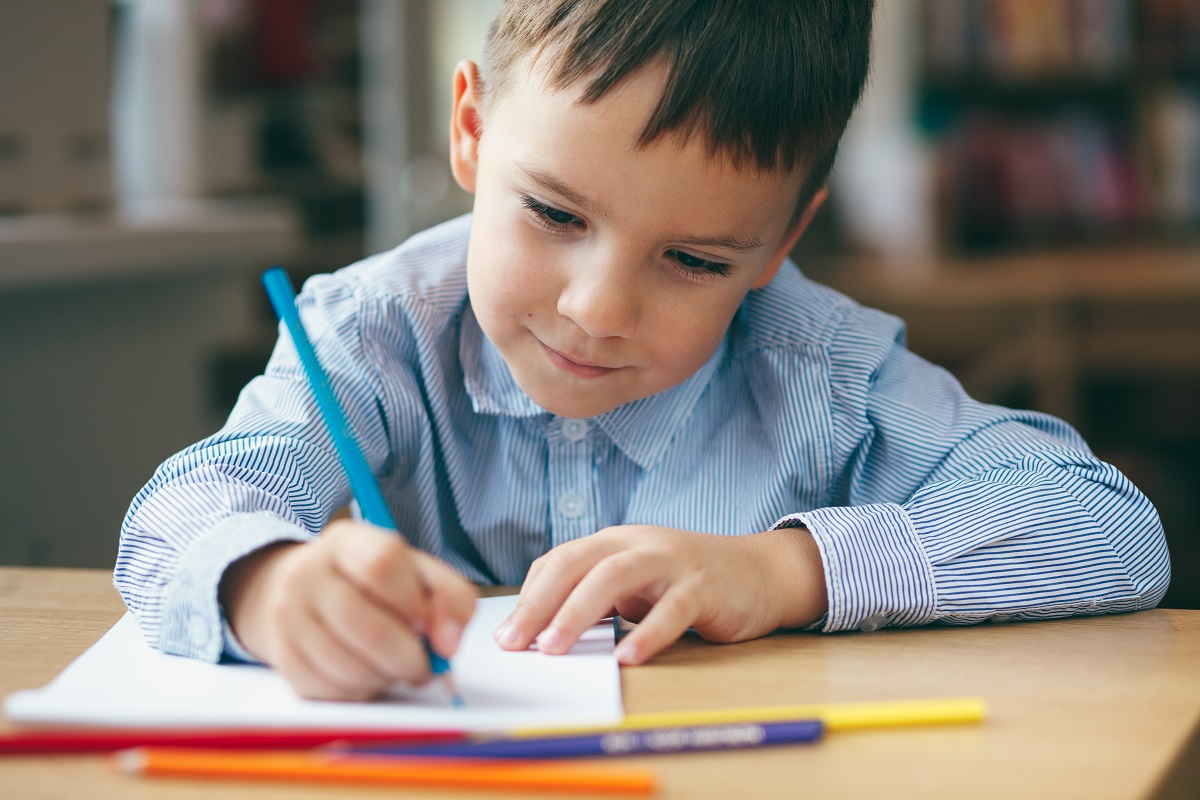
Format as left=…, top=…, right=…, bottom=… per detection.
left=771, top=503, right=937, bottom=633
left=158, top=512, right=314, bottom=662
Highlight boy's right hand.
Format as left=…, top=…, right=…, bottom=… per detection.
left=218, top=520, right=477, bottom=701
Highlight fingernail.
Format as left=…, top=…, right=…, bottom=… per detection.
left=536, top=627, right=563, bottom=653
left=438, top=619, right=463, bottom=652
left=614, top=640, right=638, bottom=664
left=494, top=619, right=519, bottom=648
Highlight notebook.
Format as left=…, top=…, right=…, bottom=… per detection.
left=4, top=595, right=623, bottom=732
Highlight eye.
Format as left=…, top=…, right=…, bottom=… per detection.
left=521, top=195, right=584, bottom=231
left=666, top=249, right=731, bottom=279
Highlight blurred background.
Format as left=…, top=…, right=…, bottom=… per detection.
left=0, top=0, right=1196, bottom=609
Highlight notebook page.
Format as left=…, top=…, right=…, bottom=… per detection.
left=4, top=595, right=623, bottom=732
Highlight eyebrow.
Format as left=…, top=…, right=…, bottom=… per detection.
left=516, top=163, right=611, bottom=222
left=670, top=231, right=764, bottom=253
left=515, top=161, right=765, bottom=253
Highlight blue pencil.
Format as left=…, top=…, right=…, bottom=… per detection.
left=261, top=267, right=462, bottom=706
left=350, top=720, right=823, bottom=759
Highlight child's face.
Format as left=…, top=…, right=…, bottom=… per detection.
left=450, top=58, right=819, bottom=420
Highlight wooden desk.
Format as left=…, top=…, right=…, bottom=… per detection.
left=2, top=567, right=1199, bottom=799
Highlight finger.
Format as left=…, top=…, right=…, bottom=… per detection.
left=518, top=554, right=550, bottom=602
left=612, top=584, right=701, bottom=666
left=495, top=537, right=623, bottom=651
left=413, top=551, right=478, bottom=659
left=535, top=551, right=666, bottom=655
left=326, top=521, right=429, bottom=626
left=273, top=636, right=359, bottom=701
left=285, top=603, right=393, bottom=700
left=614, top=595, right=654, bottom=623
left=311, top=569, right=431, bottom=685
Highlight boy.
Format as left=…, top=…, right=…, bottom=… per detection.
left=116, top=0, right=1170, bottom=701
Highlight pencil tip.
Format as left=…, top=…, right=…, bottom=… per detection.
left=440, top=673, right=464, bottom=708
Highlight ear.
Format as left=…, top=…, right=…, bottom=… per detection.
left=750, top=186, right=829, bottom=289
left=449, top=59, right=485, bottom=194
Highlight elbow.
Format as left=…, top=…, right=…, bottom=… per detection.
left=1138, top=516, right=1171, bottom=610
left=1118, top=491, right=1171, bottom=610
left=1062, top=452, right=1172, bottom=610
left=111, top=541, right=142, bottom=618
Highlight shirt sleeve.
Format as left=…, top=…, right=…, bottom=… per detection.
left=114, top=272, right=397, bottom=662
left=772, top=305, right=1171, bottom=633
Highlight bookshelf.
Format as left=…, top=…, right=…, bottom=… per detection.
left=201, top=0, right=366, bottom=277
left=918, top=0, right=1200, bottom=254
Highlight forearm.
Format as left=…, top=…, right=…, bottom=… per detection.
left=779, top=451, right=1169, bottom=632
left=911, top=452, right=1169, bottom=622
left=819, top=332, right=1172, bottom=630
left=116, top=503, right=314, bottom=661
left=114, top=441, right=342, bottom=660
left=116, top=353, right=377, bottom=658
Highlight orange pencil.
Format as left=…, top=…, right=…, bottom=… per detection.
left=115, top=747, right=658, bottom=795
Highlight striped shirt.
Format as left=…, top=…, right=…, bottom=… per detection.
left=115, top=214, right=1171, bottom=662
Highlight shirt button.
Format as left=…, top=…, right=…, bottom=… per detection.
left=189, top=616, right=209, bottom=645
left=557, top=490, right=586, bottom=518
left=561, top=418, right=590, bottom=442
left=858, top=613, right=889, bottom=632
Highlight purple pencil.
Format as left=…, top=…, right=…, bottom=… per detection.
left=352, top=719, right=823, bottom=759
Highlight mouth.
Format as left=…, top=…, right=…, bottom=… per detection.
left=537, top=340, right=621, bottom=379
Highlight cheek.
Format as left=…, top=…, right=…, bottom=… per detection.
left=641, top=293, right=739, bottom=373
left=467, top=222, right=556, bottom=322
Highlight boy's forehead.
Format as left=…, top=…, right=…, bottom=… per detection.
left=487, top=54, right=659, bottom=157
left=493, top=51, right=661, bottom=114
left=482, top=60, right=805, bottom=244
left=490, top=54, right=803, bottom=184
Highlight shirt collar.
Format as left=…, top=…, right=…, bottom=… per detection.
left=594, top=337, right=726, bottom=470
left=460, top=305, right=545, bottom=418
left=461, top=305, right=729, bottom=471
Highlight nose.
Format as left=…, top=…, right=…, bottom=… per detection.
left=556, top=248, right=641, bottom=339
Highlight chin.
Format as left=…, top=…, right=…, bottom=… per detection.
left=538, top=394, right=620, bottom=420
left=524, top=382, right=623, bottom=420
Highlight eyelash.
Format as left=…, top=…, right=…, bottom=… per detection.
left=521, top=195, right=584, bottom=231
left=519, top=194, right=732, bottom=280
left=667, top=249, right=731, bottom=279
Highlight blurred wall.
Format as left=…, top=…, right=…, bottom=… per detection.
left=1, top=0, right=1196, bottom=610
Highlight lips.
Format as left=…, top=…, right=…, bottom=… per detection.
left=537, top=340, right=620, bottom=379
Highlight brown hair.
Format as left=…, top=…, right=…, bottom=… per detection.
left=481, top=0, right=874, bottom=221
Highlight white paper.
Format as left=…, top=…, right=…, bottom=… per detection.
left=4, top=596, right=623, bottom=732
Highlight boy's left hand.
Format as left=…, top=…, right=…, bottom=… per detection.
left=493, top=526, right=828, bottom=665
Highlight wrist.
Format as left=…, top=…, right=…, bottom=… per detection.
left=217, top=541, right=298, bottom=656
left=749, top=526, right=828, bottom=630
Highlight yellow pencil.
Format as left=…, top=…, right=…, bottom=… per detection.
left=115, top=747, right=658, bottom=795
left=513, top=696, right=986, bottom=737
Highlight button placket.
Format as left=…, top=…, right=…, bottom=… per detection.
left=561, top=418, right=590, bottom=442
left=557, top=490, right=586, bottom=518
left=548, top=417, right=595, bottom=547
